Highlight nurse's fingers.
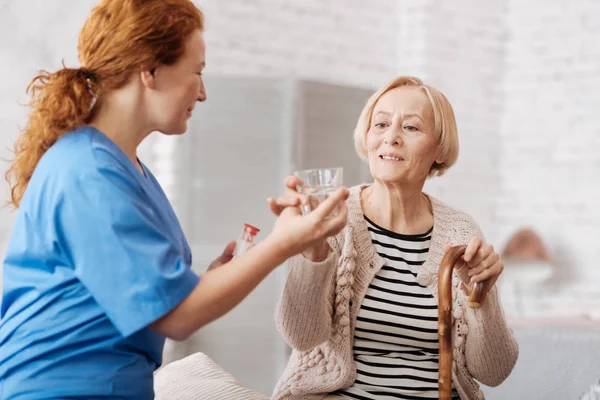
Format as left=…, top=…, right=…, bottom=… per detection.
left=309, top=187, right=349, bottom=222
left=267, top=192, right=309, bottom=216
left=319, top=200, right=348, bottom=238
left=221, top=241, right=237, bottom=259
left=207, top=240, right=237, bottom=271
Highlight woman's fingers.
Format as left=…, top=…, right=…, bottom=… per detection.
left=267, top=197, right=283, bottom=216
left=463, top=236, right=483, bottom=263
left=470, top=259, right=503, bottom=287
left=467, top=251, right=499, bottom=277
left=284, top=175, right=304, bottom=191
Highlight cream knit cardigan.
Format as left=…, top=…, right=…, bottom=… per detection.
left=272, top=184, right=519, bottom=400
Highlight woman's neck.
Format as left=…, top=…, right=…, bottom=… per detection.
left=361, top=181, right=433, bottom=234
left=88, top=90, right=152, bottom=174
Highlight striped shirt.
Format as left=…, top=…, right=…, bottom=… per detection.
left=335, top=216, right=460, bottom=400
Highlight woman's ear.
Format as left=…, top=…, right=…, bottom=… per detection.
left=140, top=68, right=156, bottom=90
left=435, top=149, right=445, bottom=165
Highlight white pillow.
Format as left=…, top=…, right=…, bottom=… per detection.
left=154, top=352, right=269, bottom=400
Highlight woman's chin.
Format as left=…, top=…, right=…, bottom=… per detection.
left=159, top=123, right=188, bottom=136
left=373, top=173, right=407, bottom=185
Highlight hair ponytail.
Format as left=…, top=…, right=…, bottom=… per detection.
left=6, top=66, right=97, bottom=208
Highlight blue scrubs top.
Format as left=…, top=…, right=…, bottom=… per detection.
left=0, top=127, right=200, bottom=399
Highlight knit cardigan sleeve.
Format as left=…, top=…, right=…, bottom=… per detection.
left=453, top=213, right=519, bottom=387
left=274, top=241, right=339, bottom=352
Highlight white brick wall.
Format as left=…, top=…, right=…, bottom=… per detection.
left=402, top=0, right=509, bottom=245
left=197, top=0, right=398, bottom=89
left=497, top=0, right=600, bottom=317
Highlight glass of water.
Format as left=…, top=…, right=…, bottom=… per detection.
left=294, top=167, right=343, bottom=216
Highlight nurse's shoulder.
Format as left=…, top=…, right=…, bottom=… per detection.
left=22, top=127, right=134, bottom=211
left=35, top=127, right=129, bottom=185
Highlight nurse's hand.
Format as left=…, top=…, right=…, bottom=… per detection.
left=268, top=175, right=345, bottom=262
left=267, top=182, right=348, bottom=262
left=267, top=175, right=311, bottom=212
left=206, top=241, right=237, bottom=271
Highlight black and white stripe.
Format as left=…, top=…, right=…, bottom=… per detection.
left=335, top=216, right=460, bottom=400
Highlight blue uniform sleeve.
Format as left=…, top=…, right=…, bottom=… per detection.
left=53, top=166, right=200, bottom=338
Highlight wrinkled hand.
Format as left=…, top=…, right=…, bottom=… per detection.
left=445, top=237, right=504, bottom=295
left=207, top=241, right=237, bottom=271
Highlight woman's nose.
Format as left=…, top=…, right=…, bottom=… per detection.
left=197, top=81, right=207, bottom=102
left=384, top=125, right=402, bottom=145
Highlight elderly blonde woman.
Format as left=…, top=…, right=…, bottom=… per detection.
left=268, top=76, right=519, bottom=400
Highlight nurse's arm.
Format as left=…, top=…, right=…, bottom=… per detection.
left=150, top=235, right=288, bottom=341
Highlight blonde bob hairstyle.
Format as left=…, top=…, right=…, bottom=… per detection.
left=354, top=76, right=459, bottom=177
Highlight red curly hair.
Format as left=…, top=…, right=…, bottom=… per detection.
left=6, top=0, right=204, bottom=208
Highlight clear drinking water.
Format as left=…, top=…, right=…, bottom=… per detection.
left=294, top=167, right=343, bottom=217
left=300, top=185, right=339, bottom=216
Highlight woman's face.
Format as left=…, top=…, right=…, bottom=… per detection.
left=366, top=86, right=440, bottom=186
left=147, top=29, right=207, bottom=135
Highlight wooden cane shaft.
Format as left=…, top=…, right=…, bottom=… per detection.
left=438, top=245, right=465, bottom=400
left=438, top=245, right=492, bottom=399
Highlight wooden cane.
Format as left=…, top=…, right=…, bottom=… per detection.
left=438, top=245, right=491, bottom=400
